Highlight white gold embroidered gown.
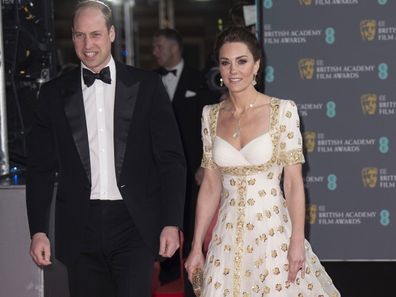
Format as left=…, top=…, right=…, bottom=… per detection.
left=200, top=98, right=340, bottom=297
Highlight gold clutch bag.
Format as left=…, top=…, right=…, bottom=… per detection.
left=191, top=268, right=203, bottom=297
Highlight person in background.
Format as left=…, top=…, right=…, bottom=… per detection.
left=185, top=26, right=340, bottom=297
left=152, top=28, right=207, bottom=296
left=26, top=2, right=186, bottom=297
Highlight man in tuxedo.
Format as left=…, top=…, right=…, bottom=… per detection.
left=26, top=2, right=186, bottom=297
left=152, top=28, right=205, bottom=295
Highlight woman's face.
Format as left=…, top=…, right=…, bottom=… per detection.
left=218, top=42, right=260, bottom=94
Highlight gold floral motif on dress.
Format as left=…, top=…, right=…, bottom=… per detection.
left=275, top=284, right=282, bottom=291
left=263, top=286, right=270, bottom=294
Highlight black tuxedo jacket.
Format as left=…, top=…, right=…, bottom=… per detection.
left=26, top=61, right=186, bottom=265
left=170, top=64, right=205, bottom=175
left=158, top=64, right=211, bottom=253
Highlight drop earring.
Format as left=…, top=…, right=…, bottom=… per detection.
left=220, top=77, right=224, bottom=87
left=252, top=74, right=257, bottom=86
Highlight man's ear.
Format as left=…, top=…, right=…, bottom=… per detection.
left=109, top=25, right=116, bottom=42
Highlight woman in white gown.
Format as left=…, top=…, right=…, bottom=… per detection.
left=185, top=26, right=340, bottom=297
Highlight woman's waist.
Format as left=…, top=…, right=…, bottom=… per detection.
left=216, top=161, right=280, bottom=177
left=221, top=174, right=281, bottom=188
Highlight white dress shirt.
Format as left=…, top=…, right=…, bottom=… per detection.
left=161, top=59, right=184, bottom=101
left=81, top=57, right=122, bottom=200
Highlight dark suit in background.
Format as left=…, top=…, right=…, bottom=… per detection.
left=153, top=28, right=219, bottom=296
left=170, top=64, right=205, bottom=255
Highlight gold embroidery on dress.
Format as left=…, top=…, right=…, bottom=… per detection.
left=279, top=148, right=305, bottom=166
left=233, top=177, right=246, bottom=297
left=200, top=104, right=221, bottom=169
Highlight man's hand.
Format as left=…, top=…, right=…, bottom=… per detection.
left=159, top=226, right=180, bottom=258
left=30, top=232, right=52, bottom=266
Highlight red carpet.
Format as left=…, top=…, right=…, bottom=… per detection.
left=152, top=262, right=184, bottom=297
left=152, top=278, right=184, bottom=297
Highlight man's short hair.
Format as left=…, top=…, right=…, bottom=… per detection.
left=72, top=0, right=113, bottom=30
left=154, top=28, right=183, bottom=52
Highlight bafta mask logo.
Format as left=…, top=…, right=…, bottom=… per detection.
left=299, top=0, right=313, bottom=5
left=361, top=93, right=377, bottom=115
left=362, top=167, right=378, bottom=188
left=303, top=131, right=316, bottom=153
left=306, top=204, right=317, bottom=224
left=298, top=58, right=315, bottom=80
left=360, top=20, right=377, bottom=41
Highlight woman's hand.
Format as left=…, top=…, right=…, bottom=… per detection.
left=287, top=238, right=306, bottom=283
left=185, top=248, right=205, bottom=283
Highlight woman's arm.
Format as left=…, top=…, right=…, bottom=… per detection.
left=283, top=163, right=306, bottom=283
left=185, top=167, right=222, bottom=280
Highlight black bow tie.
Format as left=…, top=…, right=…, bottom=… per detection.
left=83, top=67, right=111, bottom=87
left=158, top=67, right=177, bottom=76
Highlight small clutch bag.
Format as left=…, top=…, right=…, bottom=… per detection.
left=191, top=268, right=203, bottom=297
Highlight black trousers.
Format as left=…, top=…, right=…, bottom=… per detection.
left=67, top=200, right=154, bottom=297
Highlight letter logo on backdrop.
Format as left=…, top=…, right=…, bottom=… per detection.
left=362, top=167, right=378, bottom=188
left=298, top=58, right=315, bottom=80
left=299, top=0, right=312, bottom=5
left=303, top=131, right=316, bottom=153
left=361, top=93, right=378, bottom=115
left=306, top=204, right=317, bottom=224
left=360, top=20, right=377, bottom=41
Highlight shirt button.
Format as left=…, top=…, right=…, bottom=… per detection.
left=98, top=108, right=103, bottom=112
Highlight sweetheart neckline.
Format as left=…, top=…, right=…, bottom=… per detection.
left=215, top=133, right=270, bottom=152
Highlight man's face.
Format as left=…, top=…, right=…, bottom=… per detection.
left=152, top=36, right=176, bottom=68
left=72, top=7, right=115, bottom=73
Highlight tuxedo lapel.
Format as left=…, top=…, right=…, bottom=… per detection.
left=62, top=68, right=91, bottom=184
left=113, top=61, right=140, bottom=181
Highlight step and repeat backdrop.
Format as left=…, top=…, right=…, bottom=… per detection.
left=262, top=0, right=395, bottom=260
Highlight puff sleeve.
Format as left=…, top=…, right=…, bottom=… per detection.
left=278, top=100, right=305, bottom=166
left=200, top=105, right=217, bottom=169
